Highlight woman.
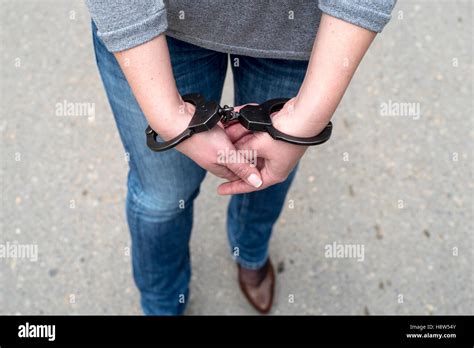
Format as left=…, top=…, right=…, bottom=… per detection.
left=86, top=0, right=396, bottom=315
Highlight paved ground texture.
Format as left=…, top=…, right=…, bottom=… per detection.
left=1, top=0, right=472, bottom=315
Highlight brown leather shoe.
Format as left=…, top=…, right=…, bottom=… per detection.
left=238, top=259, right=275, bottom=314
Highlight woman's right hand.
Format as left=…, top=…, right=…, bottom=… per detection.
left=113, top=36, right=261, bottom=188
left=150, top=99, right=263, bottom=189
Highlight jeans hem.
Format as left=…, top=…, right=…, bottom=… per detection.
left=233, top=253, right=269, bottom=270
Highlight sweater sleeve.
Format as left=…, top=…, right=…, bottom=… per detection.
left=85, top=0, right=168, bottom=52
left=318, top=0, right=397, bottom=33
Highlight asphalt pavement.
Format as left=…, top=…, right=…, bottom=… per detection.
left=0, top=0, right=472, bottom=315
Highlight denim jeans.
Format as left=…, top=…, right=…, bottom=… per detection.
left=92, top=22, right=309, bottom=315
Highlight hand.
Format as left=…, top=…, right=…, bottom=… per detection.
left=219, top=98, right=328, bottom=195
left=150, top=98, right=264, bottom=189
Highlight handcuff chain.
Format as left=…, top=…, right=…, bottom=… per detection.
left=218, top=105, right=240, bottom=125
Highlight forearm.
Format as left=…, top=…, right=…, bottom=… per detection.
left=114, top=35, right=183, bottom=137
left=295, top=13, right=377, bottom=132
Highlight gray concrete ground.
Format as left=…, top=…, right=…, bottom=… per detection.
left=0, top=0, right=472, bottom=315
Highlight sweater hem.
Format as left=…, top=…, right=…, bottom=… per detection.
left=165, top=30, right=311, bottom=61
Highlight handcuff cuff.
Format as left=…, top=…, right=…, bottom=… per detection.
left=146, top=93, right=333, bottom=152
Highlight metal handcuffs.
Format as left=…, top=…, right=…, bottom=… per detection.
left=146, top=93, right=333, bottom=152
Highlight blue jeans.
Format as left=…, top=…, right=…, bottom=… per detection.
left=92, top=23, right=309, bottom=315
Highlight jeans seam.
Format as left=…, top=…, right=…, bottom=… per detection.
left=233, top=193, right=268, bottom=268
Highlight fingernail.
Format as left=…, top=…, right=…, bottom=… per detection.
left=248, top=173, right=262, bottom=188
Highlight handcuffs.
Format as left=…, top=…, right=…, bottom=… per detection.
left=146, top=93, right=333, bottom=152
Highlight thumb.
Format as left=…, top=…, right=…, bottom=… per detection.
left=224, top=149, right=262, bottom=188
left=224, top=122, right=251, bottom=144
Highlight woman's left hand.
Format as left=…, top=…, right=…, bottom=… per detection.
left=219, top=98, right=327, bottom=195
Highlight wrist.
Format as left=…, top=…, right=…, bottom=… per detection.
left=148, top=96, right=195, bottom=140
left=295, top=94, right=332, bottom=121
left=272, top=97, right=332, bottom=138
left=294, top=96, right=333, bottom=135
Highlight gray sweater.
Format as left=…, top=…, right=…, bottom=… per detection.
left=86, top=0, right=396, bottom=60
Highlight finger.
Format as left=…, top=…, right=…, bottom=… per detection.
left=224, top=151, right=263, bottom=189
left=224, top=122, right=252, bottom=143
left=234, top=132, right=271, bottom=159
left=218, top=165, right=273, bottom=195
left=210, top=164, right=240, bottom=182
left=218, top=163, right=280, bottom=195
left=217, top=170, right=272, bottom=195
left=217, top=179, right=259, bottom=195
